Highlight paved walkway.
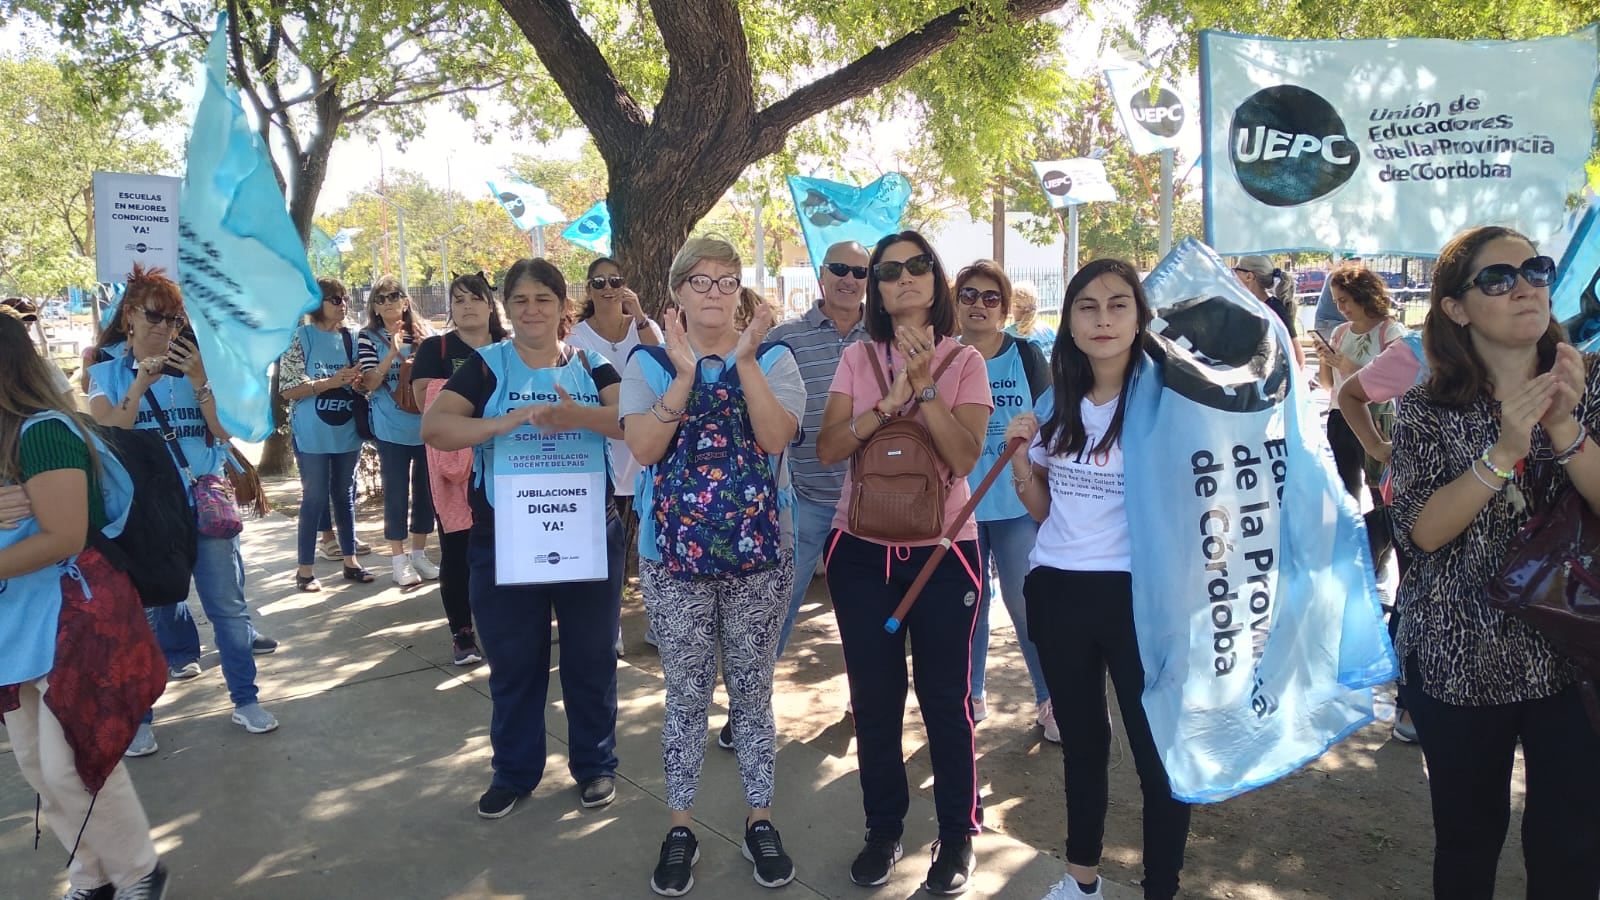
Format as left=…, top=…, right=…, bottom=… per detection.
left=3, top=511, right=1138, bottom=899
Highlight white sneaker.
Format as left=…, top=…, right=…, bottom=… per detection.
left=1038, top=699, right=1061, bottom=744
left=392, top=556, right=422, bottom=587
left=231, top=703, right=279, bottom=734
left=410, top=552, right=440, bottom=581
left=971, top=695, right=988, bottom=723
left=1043, top=873, right=1100, bottom=899
left=124, top=723, right=158, bottom=758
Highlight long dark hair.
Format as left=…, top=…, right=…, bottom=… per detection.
left=448, top=271, right=508, bottom=342
left=1423, top=225, right=1564, bottom=407
left=0, top=314, right=102, bottom=483
left=579, top=256, right=621, bottom=322
left=865, top=231, right=954, bottom=343
left=504, top=258, right=572, bottom=338
left=1038, top=258, right=1154, bottom=458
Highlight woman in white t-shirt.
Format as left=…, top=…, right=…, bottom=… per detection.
left=1316, top=265, right=1407, bottom=501
left=1006, top=258, right=1191, bottom=900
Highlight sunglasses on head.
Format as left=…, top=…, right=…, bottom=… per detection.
left=140, top=308, right=186, bottom=329
left=957, top=287, right=1003, bottom=309
left=872, top=254, right=933, bottom=282
left=1462, top=256, right=1555, bottom=297
left=825, top=262, right=869, bottom=280
left=588, top=274, right=626, bottom=291
left=375, top=291, right=405, bottom=304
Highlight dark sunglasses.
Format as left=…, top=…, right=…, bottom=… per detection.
left=374, top=291, right=405, bottom=304
left=1462, top=256, right=1555, bottom=297
left=872, top=254, right=934, bottom=281
left=140, top=308, right=186, bottom=329
left=825, top=262, right=869, bottom=280
left=326, top=295, right=347, bottom=305
left=588, top=274, right=626, bottom=291
left=957, top=287, right=1003, bottom=309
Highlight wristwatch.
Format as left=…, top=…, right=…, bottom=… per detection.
left=916, top=383, right=939, bottom=404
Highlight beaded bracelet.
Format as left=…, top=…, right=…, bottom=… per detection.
left=1557, top=425, right=1589, bottom=466
left=1469, top=461, right=1506, bottom=493
left=1478, top=447, right=1515, bottom=481
left=653, top=399, right=686, bottom=417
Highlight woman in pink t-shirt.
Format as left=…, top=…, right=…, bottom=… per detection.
left=816, top=231, right=992, bottom=894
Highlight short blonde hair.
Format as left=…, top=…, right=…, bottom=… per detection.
left=669, top=236, right=741, bottom=291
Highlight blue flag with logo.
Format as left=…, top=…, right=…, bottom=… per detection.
left=1124, top=238, right=1396, bottom=803
left=488, top=180, right=567, bottom=231
left=1553, top=203, right=1600, bottom=351
left=787, top=173, right=912, bottom=270
left=178, top=14, right=319, bottom=441
left=560, top=201, right=612, bottom=255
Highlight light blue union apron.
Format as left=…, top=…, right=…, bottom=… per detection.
left=971, top=340, right=1031, bottom=522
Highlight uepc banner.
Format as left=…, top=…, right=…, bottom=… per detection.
left=786, top=173, right=911, bottom=270
left=1125, top=238, right=1397, bottom=802
left=1104, top=67, right=1195, bottom=155
left=1200, top=28, right=1600, bottom=255
left=1030, top=159, right=1116, bottom=209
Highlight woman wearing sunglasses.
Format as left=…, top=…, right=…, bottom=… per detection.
left=1388, top=226, right=1600, bottom=898
left=278, top=278, right=374, bottom=592
left=357, top=275, right=438, bottom=587
left=953, top=260, right=1055, bottom=743
left=568, top=257, right=662, bottom=650
left=88, top=266, right=278, bottom=743
left=816, top=231, right=991, bottom=895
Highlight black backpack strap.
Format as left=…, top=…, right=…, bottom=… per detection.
left=143, top=391, right=194, bottom=480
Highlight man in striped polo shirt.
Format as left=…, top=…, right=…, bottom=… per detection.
left=770, top=240, right=871, bottom=657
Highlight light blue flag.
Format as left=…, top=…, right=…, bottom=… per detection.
left=178, top=13, right=319, bottom=441
left=561, top=201, right=612, bottom=255
left=787, top=173, right=911, bottom=270
left=330, top=227, right=362, bottom=252
left=1119, top=237, right=1396, bottom=803
left=488, top=180, right=568, bottom=231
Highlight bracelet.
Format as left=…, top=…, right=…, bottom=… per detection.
left=194, top=383, right=214, bottom=403
left=1478, top=447, right=1515, bottom=481
left=871, top=406, right=891, bottom=426
left=649, top=404, right=683, bottom=424
left=1557, top=425, right=1589, bottom=466
left=848, top=413, right=871, bottom=442
left=653, top=399, right=686, bottom=418
left=1469, top=461, right=1507, bottom=493
left=1011, top=469, right=1033, bottom=490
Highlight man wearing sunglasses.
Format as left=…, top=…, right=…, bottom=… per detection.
left=769, top=241, right=872, bottom=660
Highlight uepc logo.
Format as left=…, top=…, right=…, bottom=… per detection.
left=1129, top=86, right=1186, bottom=138
left=1041, top=171, right=1073, bottom=197
left=1229, top=85, right=1360, bottom=207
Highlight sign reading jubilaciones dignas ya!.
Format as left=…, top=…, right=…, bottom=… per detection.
left=1199, top=28, right=1600, bottom=256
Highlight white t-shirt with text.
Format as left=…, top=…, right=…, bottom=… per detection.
left=1028, top=395, right=1129, bottom=573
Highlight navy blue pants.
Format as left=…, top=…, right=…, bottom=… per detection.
left=825, top=529, right=983, bottom=843
left=467, top=514, right=623, bottom=792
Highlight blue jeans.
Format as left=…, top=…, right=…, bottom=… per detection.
left=375, top=439, right=433, bottom=542
left=972, top=515, right=1049, bottom=704
left=296, top=448, right=360, bottom=566
left=142, top=534, right=260, bottom=723
left=316, top=452, right=359, bottom=533
left=776, top=493, right=841, bottom=658
left=147, top=602, right=201, bottom=669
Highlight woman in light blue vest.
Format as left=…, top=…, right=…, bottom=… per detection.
left=421, top=258, right=624, bottom=823
left=280, top=277, right=375, bottom=591
left=955, top=260, right=1055, bottom=741
left=357, top=274, right=438, bottom=587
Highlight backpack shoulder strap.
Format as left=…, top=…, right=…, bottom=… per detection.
left=341, top=327, right=356, bottom=364
left=929, top=339, right=962, bottom=383
left=143, top=391, right=194, bottom=477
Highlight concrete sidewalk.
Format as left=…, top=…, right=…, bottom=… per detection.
left=3, top=512, right=1136, bottom=899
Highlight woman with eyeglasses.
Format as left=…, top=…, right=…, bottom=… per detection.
left=1005, top=280, right=1058, bottom=363
left=421, top=258, right=624, bottom=822
left=357, top=275, right=438, bottom=587
left=1231, top=256, right=1308, bottom=370
left=568, top=257, right=662, bottom=650
left=622, top=236, right=806, bottom=896
left=278, top=278, right=375, bottom=592
left=88, top=266, right=278, bottom=746
left=953, top=260, right=1055, bottom=743
left=410, top=271, right=508, bottom=667
left=1388, top=226, right=1600, bottom=899
left=816, top=231, right=992, bottom=895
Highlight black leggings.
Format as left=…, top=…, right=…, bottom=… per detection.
left=437, top=528, right=472, bottom=634
left=1399, top=658, right=1600, bottom=899
left=1025, top=568, right=1190, bottom=900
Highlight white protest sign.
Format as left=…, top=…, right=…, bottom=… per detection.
left=1104, top=67, right=1195, bottom=156
left=93, top=171, right=180, bottom=282
left=492, top=428, right=609, bottom=585
left=1032, top=159, right=1117, bottom=209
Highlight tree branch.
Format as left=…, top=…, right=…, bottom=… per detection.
left=341, top=76, right=511, bottom=122
left=225, top=0, right=288, bottom=192
left=496, top=0, right=648, bottom=155
left=649, top=0, right=755, bottom=134
left=753, top=0, right=1068, bottom=155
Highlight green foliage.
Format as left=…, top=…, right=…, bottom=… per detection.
left=0, top=54, right=175, bottom=296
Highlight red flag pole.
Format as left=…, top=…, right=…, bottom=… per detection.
left=885, top=436, right=1027, bottom=633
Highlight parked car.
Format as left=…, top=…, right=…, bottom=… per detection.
left=1296, top=270, right=1327, bottom=294
left=1377, top=271, right=1409, bottom=290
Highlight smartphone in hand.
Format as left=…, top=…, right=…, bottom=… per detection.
left=161, top=326, right=199, bottom=377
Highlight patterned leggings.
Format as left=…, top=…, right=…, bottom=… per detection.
left=640, top=552, right=794, bottom=811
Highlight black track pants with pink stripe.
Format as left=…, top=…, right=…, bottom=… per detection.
left=825, top=529, right=983, bottom=843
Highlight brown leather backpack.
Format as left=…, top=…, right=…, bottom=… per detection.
left=847, top=343, right=959, bottom=543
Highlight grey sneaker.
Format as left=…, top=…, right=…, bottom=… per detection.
left=168, top=661, right=201, bottom=681
left=124, top=723, right=158, bottom=758
left=112, top=861, right=168, bottom=900
left=231, top=703, right=279, bottom=734
left=62, top=885, right=114, bottom=900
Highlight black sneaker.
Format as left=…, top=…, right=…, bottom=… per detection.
left=115, top=861, right=169, bottom=900
left=717, top=719, right=734, bottom=750
left=580, top=775, right=616, bottom=809
left=850, top=830, right=904, bottom=886
left=452, top=629, right=483, bottom=666
left=650, top=826, right=700, bottom=897
left=922, top=837, right=975, bottom=895
left=742, top=819, right=796, bottom=888
left=477, top=785, right=525, bottom=819
left=62, top=885, right=114, bottom=900
left=251, top=635, right=279, bottom=655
